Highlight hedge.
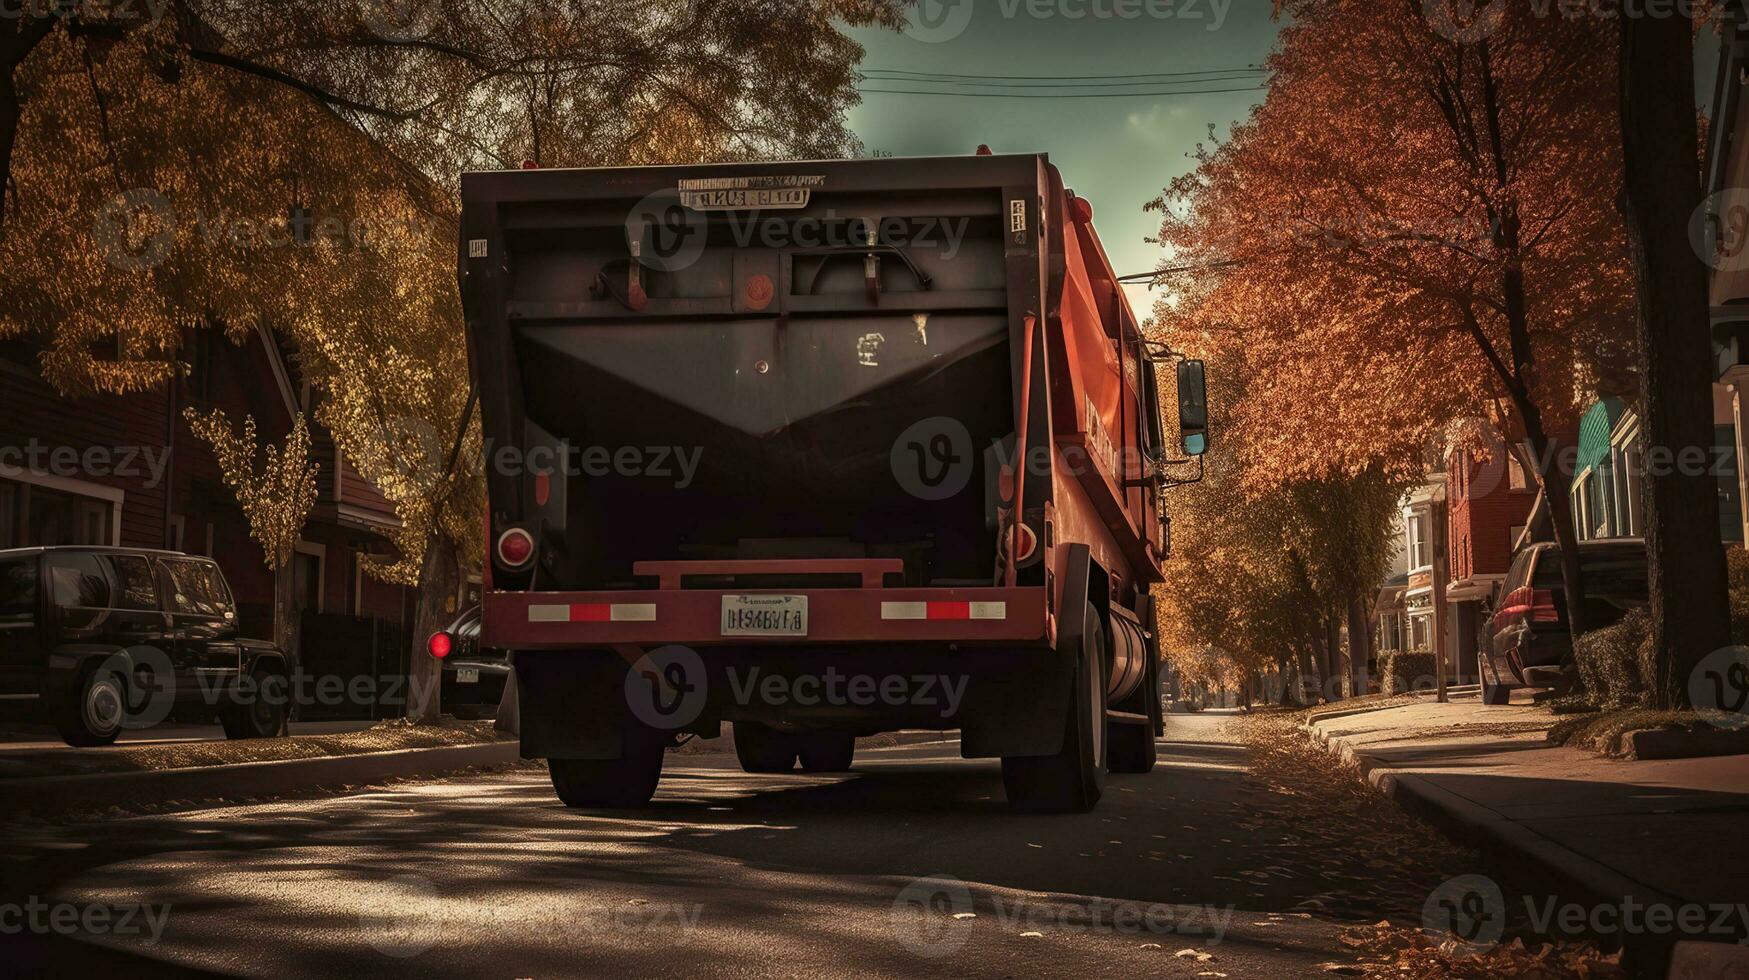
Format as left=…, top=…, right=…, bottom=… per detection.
left=1378, top=651, right=1437, bottom=695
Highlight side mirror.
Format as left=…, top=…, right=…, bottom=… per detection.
left=1177, top=359, right=1209, bottom=457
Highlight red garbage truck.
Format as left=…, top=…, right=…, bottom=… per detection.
left=457, top=152, right=1209, bottom=812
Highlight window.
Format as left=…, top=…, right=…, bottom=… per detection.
left=1, top=480, right=114, bottom=547
left=1409, top=613, right=1432, bottom=652
left=160, top=559, right=230, bottom=617
left=1407, top=513, right=1432, bottom=570
left=0, top=557, right=37, bottom=625
left=105, top=554, right=160, bottom=611
left=48, top=554, right=108, bottom=608
left=47, top=553, right=110, bottom=629
left=1508, top=456, right=1529, bottom=490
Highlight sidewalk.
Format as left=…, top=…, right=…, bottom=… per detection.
left=1306, top=690, right=1749, bottom=947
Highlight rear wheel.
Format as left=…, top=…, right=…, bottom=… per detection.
left=1002, top=606, right=1107, bottom=812
left=733, top=722, right=799, bottom=773
left=55, top=667, right=125, bottom=748
left=221, top=667, right=290, bottom=739
left=549, top=726, right=666, bottom=808
left=797, top=732, right=856, bottom=772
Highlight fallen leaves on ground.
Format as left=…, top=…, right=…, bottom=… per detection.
left=1339, top=923, right=1622, bottom=979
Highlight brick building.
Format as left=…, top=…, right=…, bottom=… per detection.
left=1444, top=436, right=1537, bottom=683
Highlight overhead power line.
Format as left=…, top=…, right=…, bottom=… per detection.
left=860, top=66, right=1265, bottom=82
left=857, top=84, right=1266, bottom=99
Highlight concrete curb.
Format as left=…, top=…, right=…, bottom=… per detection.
left=2, top=740, right=523, bottom=818
left=1303, top=720, right=1749, bottom=972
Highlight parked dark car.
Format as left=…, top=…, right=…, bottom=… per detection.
left=0, top=546, right=293, bottom=746
left=428, top=605, right=510, bottom=720
left=1483, top=538, right=1649, bottom=704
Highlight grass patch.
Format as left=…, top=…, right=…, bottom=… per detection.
left=1547, top=708, right=1719, bottom=757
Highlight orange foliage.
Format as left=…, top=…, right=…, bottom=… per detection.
left=1153, top=1, right=1636, bottom=488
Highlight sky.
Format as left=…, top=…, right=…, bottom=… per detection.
left=846, top=3, right=1726, bottom=324
left=844, top=1, right=1283, bottom=320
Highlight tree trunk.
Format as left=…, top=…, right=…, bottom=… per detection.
left=1525, top=422, right=1591, bottom=644
left=407, top=533, right=460, bottom=723
left=1324, top=606, right=1345, bottom=701
left=1347, top=595, right=1371, bottom=696
left=1620, top=11, right=1734, bottom=709
left=271, top=563, right=299, bottom=716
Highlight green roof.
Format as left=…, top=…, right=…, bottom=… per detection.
left=1573, top=397, right=1627, bottom=483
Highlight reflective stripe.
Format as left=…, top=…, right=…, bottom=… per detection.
left=528, top=604, right=570, bottom=622
left=881, top=601, right=1005, bottom=620
left=527, top=603, right=657, bottom=623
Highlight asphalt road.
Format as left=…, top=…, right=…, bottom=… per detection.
left=0, top=712, right=1374, bottom=978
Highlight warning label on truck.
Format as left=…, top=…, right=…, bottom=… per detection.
left=679, top=175, right=823, bottom=211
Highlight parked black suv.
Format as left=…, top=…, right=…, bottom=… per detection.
left=0, top=546, right=293, bottom=746
left=1483, top=538, right=1649, bottom=705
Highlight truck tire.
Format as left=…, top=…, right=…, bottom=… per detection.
left=221, top=666, right=290, bottom=739
left=733, top=722, right=799, bottom=773
left=797, top=732, right=856, bottom=773
left=1002, top=606, right=1107, bottom=812
left=54, top=666, right=126, bottom=748
left=548, top=727, right=666, bottom=808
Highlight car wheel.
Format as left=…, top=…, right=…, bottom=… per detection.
left=733, top=722, right=799, bottom=773
left=1002, top=603, right=1107, bottom=813
left=55, top=668, right=125, bottom=747
left=797, top=732, right=855, bottom=773
left=548, top=725, right=666, bottom=808
left=222, top=667, right=290, bottom=739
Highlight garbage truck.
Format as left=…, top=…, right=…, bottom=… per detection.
left=457, top=151, right=1209, bottom=812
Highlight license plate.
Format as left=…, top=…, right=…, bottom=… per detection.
left=456, top=668, right=479, bottom=684
left=721, top=594, right=808, bottom=637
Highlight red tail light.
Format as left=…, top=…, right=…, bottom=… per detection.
left=1496, top=587, right=1561, bottom=626
left=496, top=527, right=535, bottom=569
left=427, top=631, right=452, bottom=659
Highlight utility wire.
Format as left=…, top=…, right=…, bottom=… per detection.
left=860, top=66, right=1264, bottom=82
left=858, top=84, right=1266, bottom=99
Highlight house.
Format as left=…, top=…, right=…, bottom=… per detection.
left=1705, top=0, right=1749, bottom=545
left=1444, top=435, right=1537, bottom=682
left=1567, top=395, right=1742, bottom=546
left=0, top=326, right=414, bottom=648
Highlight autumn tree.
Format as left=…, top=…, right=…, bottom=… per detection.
left=1155, top=2, right=1637, bottom=657
left=184, top=410, right=320, bottom=655
left=1154, top=336, right=1406, bottom=705
left=1, top=0, right=908, bottom=722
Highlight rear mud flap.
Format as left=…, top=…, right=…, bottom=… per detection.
left=959, top=544, right=1092, bottom=759
left=514, top=651, right=629, bottom=760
